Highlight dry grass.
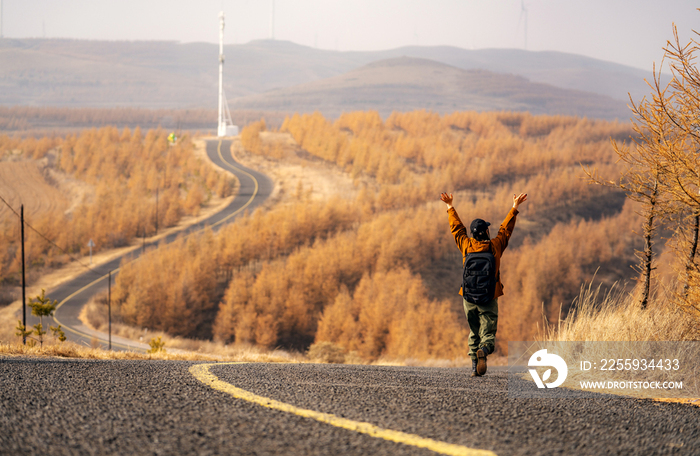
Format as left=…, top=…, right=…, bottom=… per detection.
left=0, top=340, right=306, bottom=363
left=545, top=281, right=700, bottom=342
left=540, top=281, right=700, bottom=402
left=0, top=338, right=489, bottom=369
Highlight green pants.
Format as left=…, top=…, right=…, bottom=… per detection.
left=462, top=297, right=498, bottom=360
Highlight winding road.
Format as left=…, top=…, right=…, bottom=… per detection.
left=35, top=139, right=273, bottom=351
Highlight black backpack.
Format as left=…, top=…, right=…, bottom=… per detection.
left=462, top=243, right=497, bottom=305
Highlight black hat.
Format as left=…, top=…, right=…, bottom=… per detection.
left=470, top=219, right=491, bottom=238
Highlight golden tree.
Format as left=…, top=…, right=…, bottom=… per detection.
left=588, top=24, right=700, bottom=314
left=654, top=27, right=700, bottom=315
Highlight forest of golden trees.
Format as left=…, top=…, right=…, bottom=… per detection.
left=0, top=106, right=215, bottom=132
left=109, top=110, right=643, bottom=360
left=0, top=106, right=288, bottom=134
left=0, top=127, right=234, bottom=287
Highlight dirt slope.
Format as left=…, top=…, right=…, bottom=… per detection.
left=0, top=160, right=68, bottom=221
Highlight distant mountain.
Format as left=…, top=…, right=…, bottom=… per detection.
left=232, top=56, right=630, bottom=120
left=0, top=39, right=218, bottom=108
left=0, top=38, right=650, bottom=119
left=379, top=46, right=654, bottom=103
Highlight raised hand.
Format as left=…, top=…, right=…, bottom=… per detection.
left=513, top=193, right=528, bottom=209
left=440, top=193, right=453, bottom=208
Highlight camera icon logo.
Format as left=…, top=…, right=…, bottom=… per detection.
left=528, top=349, right=568, bottom=388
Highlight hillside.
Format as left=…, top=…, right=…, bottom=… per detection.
left=0, top=38, right=649, bottom=117
left=389, top=46, right=654, bottom=103
left=0, top=159, right=72, bottom=220
left=232, top=57, right=630, bottom=119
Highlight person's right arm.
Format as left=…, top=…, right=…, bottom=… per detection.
left=441, top=193, right=468, bottom=251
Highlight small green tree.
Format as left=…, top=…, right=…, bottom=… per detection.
left=27, top=289, right=59, bottom=348
left=147, top=336, right=166, bottom=354
left=15, top=321, right=32, bottom=343
left=50, top=324, right=67, bottom=343
left=32, top=322, right=47, bottom=346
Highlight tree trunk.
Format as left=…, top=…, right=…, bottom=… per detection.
left=683, top=213, right=700, bottom=297
left=640, top=178, right=658, bottom=310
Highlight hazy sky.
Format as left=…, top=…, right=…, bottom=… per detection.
left=1, top=0, right=697, bottom=71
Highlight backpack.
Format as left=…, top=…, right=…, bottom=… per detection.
left=462, top=243, right=497, bottom=305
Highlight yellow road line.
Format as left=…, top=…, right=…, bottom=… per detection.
left=189, top=363, right=497, bottom=456
left=52, top=267, right=141, bottom=351
left=53, top=268, right=135, bottom=349
left=211, top=138, right=260, bottom=228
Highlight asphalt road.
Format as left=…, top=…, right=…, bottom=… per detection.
left=1, top=360, right=698, bottom=456
left=23, top=139, right=273, bottom=351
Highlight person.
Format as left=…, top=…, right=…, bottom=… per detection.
left=439, top=192, right=528, bottom=377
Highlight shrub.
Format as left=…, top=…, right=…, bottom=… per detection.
left=307, top=341, right=346, bottom=364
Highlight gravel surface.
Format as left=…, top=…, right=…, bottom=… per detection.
left=1, top=358, right=698, bottom=456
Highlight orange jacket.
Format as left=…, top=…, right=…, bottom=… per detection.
left=447, top=206, right=519, bottom=300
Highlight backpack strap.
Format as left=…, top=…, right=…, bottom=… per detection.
left=464, top=241, right=493, bottom=263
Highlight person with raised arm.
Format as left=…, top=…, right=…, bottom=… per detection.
left=439, top=192, right=528, bottom=377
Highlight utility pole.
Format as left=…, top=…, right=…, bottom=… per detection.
left=21, top=205, right=26, bottom=345
left=108, top=271, right=111, bottom=350
left=155, top=187, right=158, bottom=235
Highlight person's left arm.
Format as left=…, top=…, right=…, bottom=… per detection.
left=494, top=193, right=527, bottom=252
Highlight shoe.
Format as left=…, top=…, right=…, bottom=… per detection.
left=470, top=359, right=481, bottom=377
left=476, top=346, right=489, bottom=376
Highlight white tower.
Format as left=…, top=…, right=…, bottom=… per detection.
left=217, top=11, right=237, bottom=137
left=269, top=0, right=275, bottom=40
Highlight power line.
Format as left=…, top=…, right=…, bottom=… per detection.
left=0, top=192, right=103, bottom=277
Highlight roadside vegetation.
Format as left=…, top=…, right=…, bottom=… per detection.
left=0, top=340, right=304, bottom=363
left=526, top=24, right=700, bottom=404
left=546, top=26, right=700, bottom=344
